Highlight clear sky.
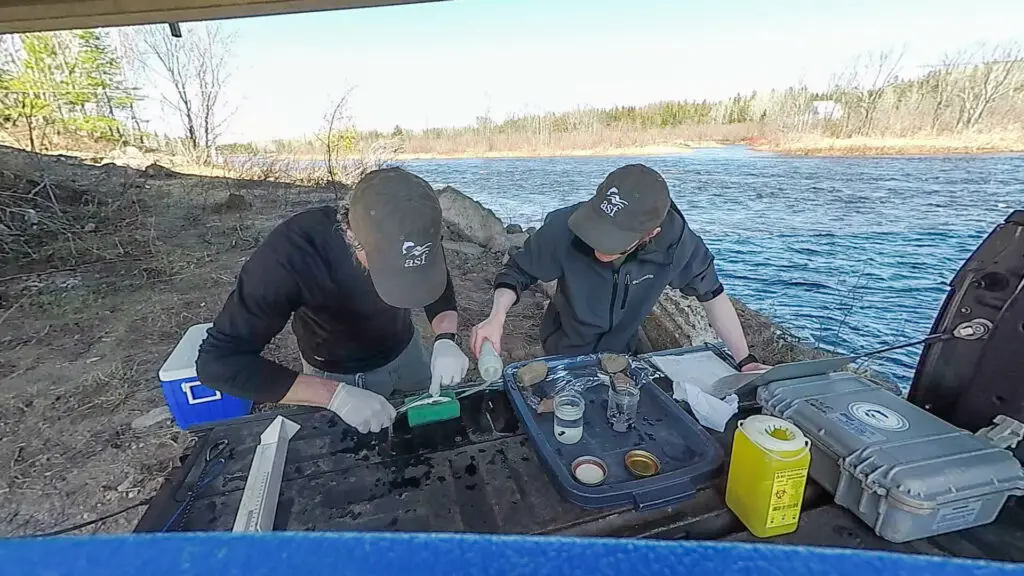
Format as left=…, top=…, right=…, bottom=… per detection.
left=150, top=0, right=1024, bottom=142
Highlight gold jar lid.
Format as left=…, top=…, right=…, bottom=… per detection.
left=624, top=450, right=661, bottom=478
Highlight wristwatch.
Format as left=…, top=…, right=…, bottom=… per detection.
left=434, top=332, right=460, bottom=346
left=736, top=353, right=760, bottom=369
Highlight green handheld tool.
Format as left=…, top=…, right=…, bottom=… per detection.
left=400, top=390, right=460, bottom=427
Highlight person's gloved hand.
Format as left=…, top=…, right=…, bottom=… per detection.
left=430, top=339, right=469, bottom=396
left=327, top=383, right=396, bottom=433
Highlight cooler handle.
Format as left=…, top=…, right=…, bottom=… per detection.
left=181, top=381, right=222, bottom=405
left=632, top=481, right=696, bottom=511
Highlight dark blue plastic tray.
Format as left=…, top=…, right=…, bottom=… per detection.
left=503, top=353, right=724, bottom=511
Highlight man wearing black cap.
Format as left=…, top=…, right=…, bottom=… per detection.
left=197, top=168, right=470, bottom=434
left=471, top=163, right=770, bottom=373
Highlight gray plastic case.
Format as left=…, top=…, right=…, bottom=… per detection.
left=758, top=373, right=1024, bottom=543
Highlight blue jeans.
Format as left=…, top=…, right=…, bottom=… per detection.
left=301, top=330, right=431, bottom=398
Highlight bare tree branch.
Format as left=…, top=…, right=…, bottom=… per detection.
left=954, top=42, right=1023, bottom=129
left=321, top=91, right=352, bottom=198
left=857, top=48, right=906, bottom=134
left=928, top=50, right=968, bottom=132
left=137, top=23, right=234, bottom=163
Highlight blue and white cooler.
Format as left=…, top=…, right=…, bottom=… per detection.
left=159, top=323, right=253, bottom=429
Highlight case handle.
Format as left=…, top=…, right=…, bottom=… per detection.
left=181, top=381, right=222, bottom=405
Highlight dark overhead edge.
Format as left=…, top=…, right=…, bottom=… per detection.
left=0, top=0, right=446, bottom=34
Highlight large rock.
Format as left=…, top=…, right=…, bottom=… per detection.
left=436, top=186, right=507, bottom=251
left=221, top=192, right=251, bottom=211
left=442, top=240, right=485, bottom=257
left=490, top=231, right=530, bottom=255
left=508, top=232, right=529, bottom=248
left=143, top=163, right=178, bottom=179
left=131, top=405, right=172, bottom=430
left=642, top=289, right=716, bottom=351
left=102, top=146, right=152, bottom=170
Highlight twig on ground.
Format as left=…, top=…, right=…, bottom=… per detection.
left=0, top=283, right=44, bottom=327
left=43, top=178, right=61, bottom=216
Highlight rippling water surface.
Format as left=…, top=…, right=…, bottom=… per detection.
left=403, top=147, right=1024, bottom=387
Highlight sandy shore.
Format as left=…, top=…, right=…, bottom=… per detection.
left=395, top=143, right=724, bottom=160
left=755, top=134, right=1024, bottom=157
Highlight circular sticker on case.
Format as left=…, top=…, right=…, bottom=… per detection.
left=849, top=402, right=909, bottom=432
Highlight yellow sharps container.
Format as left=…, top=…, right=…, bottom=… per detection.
left=726, top=415, right=811, bottom=537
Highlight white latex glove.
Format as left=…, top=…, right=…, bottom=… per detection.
left=430, top=339, right=469, bottom=396
left=327, top=383, right=396, bottom=434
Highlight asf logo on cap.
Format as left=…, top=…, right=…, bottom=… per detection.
left=600, top=187, right=629, bottom=217
left=402, top=241, right=432, bottom=268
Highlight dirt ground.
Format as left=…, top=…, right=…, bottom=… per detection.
left=0, top=145, right=802, bottom=537
left=0, top=146, right=553, bottom=536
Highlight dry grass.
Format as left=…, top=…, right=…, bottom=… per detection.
left=184, top=140, right=402, bottom=189
left=0, top=360, right=193, bottom=536
left=397, top=124, right=746, bottom=158
left=757, top=131, right=1024, bottom=156
left=0, top=144, right=340, bottom=536
left=396, top=144, right=710, bottom=160
left=732, top=300, right=827, bottom=366
left=0, top=166, right=153, bottom=277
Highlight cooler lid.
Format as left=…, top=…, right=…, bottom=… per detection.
left=159, top=323, right=213, bottom=382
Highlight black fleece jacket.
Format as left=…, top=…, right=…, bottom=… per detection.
left=196, top=206, right=456, bottom=402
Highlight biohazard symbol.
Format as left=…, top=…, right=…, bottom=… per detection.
left=774, top=489, right=787, bottom=500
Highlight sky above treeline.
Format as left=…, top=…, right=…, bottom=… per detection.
left=137, top=0, right=1024, bottom=142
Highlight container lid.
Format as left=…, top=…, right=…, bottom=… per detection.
left=571, top=456, right=608, bottom=486
left=159, top=323, right=213, bottom=382
left=739, top=415, right=807, bottom=454
left=855, top=440, right=1024, bottom=509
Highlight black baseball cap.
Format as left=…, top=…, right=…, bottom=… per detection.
left=568, top=164, right=671, bottom=254
left=348, top=168, right=447, bottom=309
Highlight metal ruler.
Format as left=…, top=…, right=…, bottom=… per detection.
left=232, top=415, right=300, bottom=532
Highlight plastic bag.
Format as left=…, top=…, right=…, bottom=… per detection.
left=520, top=355, right=610, bottom=412
left=674, top=381, right=738, bottom=432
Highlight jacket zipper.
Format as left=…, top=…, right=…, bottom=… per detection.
left=608, top=271, right=619, bottom=330
left=621, top=273, right=630, bottom=311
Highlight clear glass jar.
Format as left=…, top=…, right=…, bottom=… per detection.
left=607, top=382, right=640, bottom=432
left=553, top=392, right=585, bottom=445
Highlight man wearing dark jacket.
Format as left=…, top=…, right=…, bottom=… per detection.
left=197, top=168, right=470, bottom=434
left=471, top=164, right=770, bottom=372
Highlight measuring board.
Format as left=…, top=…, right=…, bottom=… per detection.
left=232, top=416, right=301, bottom=532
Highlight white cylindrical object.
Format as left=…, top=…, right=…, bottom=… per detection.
left=478, top=340, right=504, bottom=383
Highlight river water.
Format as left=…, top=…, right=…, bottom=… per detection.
left=403, top=147, right=1024, bottom=388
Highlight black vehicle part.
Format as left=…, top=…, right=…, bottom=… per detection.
left=909, top=210, right=1024, bottom=434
